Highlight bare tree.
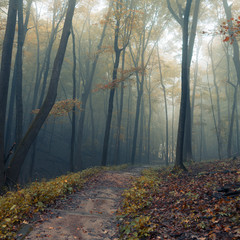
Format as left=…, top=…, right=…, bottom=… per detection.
left=6, top=0, right=77, bottom=186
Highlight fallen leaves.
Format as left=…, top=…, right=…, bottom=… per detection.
left=117, top=158, right=240, bottom=239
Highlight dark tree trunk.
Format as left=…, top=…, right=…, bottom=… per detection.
left=157, top=47, right=168, bottom=166
left=174, top=0, right=192, bottom=171
left=222, top=0, right=240, bottom=156
left=167, top=0, right=200, bottom=165
left=101, top=46, right=121, bottom=165
left=227, top=84, right=238, bottom=157
left=15, top=0, right=24, bottom=146
left=114, top=49, right=126, bottom=165
left=101, top=0, right=131, bottom=166
left=70, top=26, right=77, bottom=172
left=5, top=0, right=76, bottom=186
left=0, top=0, right=18, bottom=188
left=5, top=0, right=32, bottom=151
left=138, top=98, right=144, bottom=163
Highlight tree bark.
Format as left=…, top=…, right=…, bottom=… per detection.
left=0, top=0, right=18, bottom=188
left=5, top=0, right=32, bottom=152
left=157, top=47, right=168, bottom=166
left=70, top=26, right=77, bottom=172
left=6, top=0, right=76, bottom=186
left=174, top=0, right=192, bottom=171
left=15, top=0, right=24, bottom=146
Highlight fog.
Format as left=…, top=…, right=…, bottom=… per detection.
left=0, top=0, right=239, bottom=185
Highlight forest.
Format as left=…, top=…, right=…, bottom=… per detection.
left=0, top=0, right=240, bottom=239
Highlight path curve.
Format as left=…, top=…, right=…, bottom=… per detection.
left=19, top=168, right=145, bottom=240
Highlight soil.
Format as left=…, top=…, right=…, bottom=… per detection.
left=17, top=167, right=147, bottom=240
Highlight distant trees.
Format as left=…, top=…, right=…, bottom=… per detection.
left=101, top=0, right=134, bottom=166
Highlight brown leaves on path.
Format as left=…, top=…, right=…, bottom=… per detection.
left=118, top=158, right=240, bottom=239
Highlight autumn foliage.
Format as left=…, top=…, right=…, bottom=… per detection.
left=220, top=16, right=240, bottom=44
left=118, top=159, right=240, bottom=239
left=32, top=99, right=82, bottom=118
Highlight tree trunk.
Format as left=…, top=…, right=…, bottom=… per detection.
left=6, top=0, right=76, bottom=186
left=174, top=0, right=192, bottom=171
left=157, top=47, right=168, bottom=166
left=114, top=49, right=126, bottom=165
left=208, top=39, right=222, bottom=159
left=5, top=0, right=32, bottom=152
left=227, top=85, right=238, bottom=157
left=70, top=26, right=77, bottom=172
left=76, top=4, right=111, bottom=169
left=101, top=46, right=121, bottom=165
left=0, top=0, right=18, bottom=188
left=207, top=71, right=222, bottom=160
left=15, top=0, right=24, bottom=146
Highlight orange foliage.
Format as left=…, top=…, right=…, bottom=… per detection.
left=32, top=99, right=82, bottom=117
left=220, top=16, right=240, bottom=44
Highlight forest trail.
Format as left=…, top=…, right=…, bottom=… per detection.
left=19, top=167, right=148, bottom=240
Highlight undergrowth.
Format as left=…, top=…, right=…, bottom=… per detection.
left=0, top=164, right=127, bottom=239
left=117, top=159, right=240, bottom=240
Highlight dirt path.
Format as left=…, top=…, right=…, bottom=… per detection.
left=19, top=168, right=146, bottom=240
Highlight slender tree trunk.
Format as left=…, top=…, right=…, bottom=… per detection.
left=101, top=0, right=132, bottom=166
left=0, top=0, right=18, bottom=188
left=101, top=48, right=121, bottom=165
left=114, top=49, right=126, bottom=165
left=172, top=86, right=175, bottom=163
left=199, top=91, right=203, bottom=162
left=138, top=98, right=144, bottom=163
left=15, top=0, right=24, bottom=146
left=146, top=77, right=152, bottom=164
left=174, top=0, right=192, bottom=171
left=236, top=99, right=240, bottom=154
left=157, top=47, right=168, bottom=166
left=183, top=0, right=201, bottom=163
left=77, top=5, right=111, bottom=169
left=207, top=71, right=222, bottom=160
left=70, top=26, right=77, bottom=172
left=227, top=84, right=238, bottom=157
left=208, top=40, right=222, bottom=159
left=89, top=91, right=95, bottom=148
left=5, top=0, right=32, bottom=151
left=6, top=0, right=76, bottom=186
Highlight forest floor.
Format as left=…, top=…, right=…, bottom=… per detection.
left=12, top=159, right=240, bottom=240
left=16, top=167, right=148, bottom=240
left=118, top=158, right=240, bottom=239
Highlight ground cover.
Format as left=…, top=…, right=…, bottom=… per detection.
left=118, top=159, right=240, bottom=239
left=0, top=166, right=120, bottom=239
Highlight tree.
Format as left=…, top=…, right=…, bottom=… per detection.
left=157, top=46, right=169, bottom=166
left=130, top=0, right=160, bottom=165
left=76, top=3, right=112, bottom=170
left=0, top=0, right=18, bottom=189
left=101, top=0, right=133, bottom=166
left=5, top=0, right=77, bottom=186
left=5, top=0, right=32, bottom=152
left=70, top=26, right=77, bottom=171
left=167, top=0, right=201, bottom=165
left=222, top=0, right=240, bottom=157
left=172, top=0, right=192, bottom=171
